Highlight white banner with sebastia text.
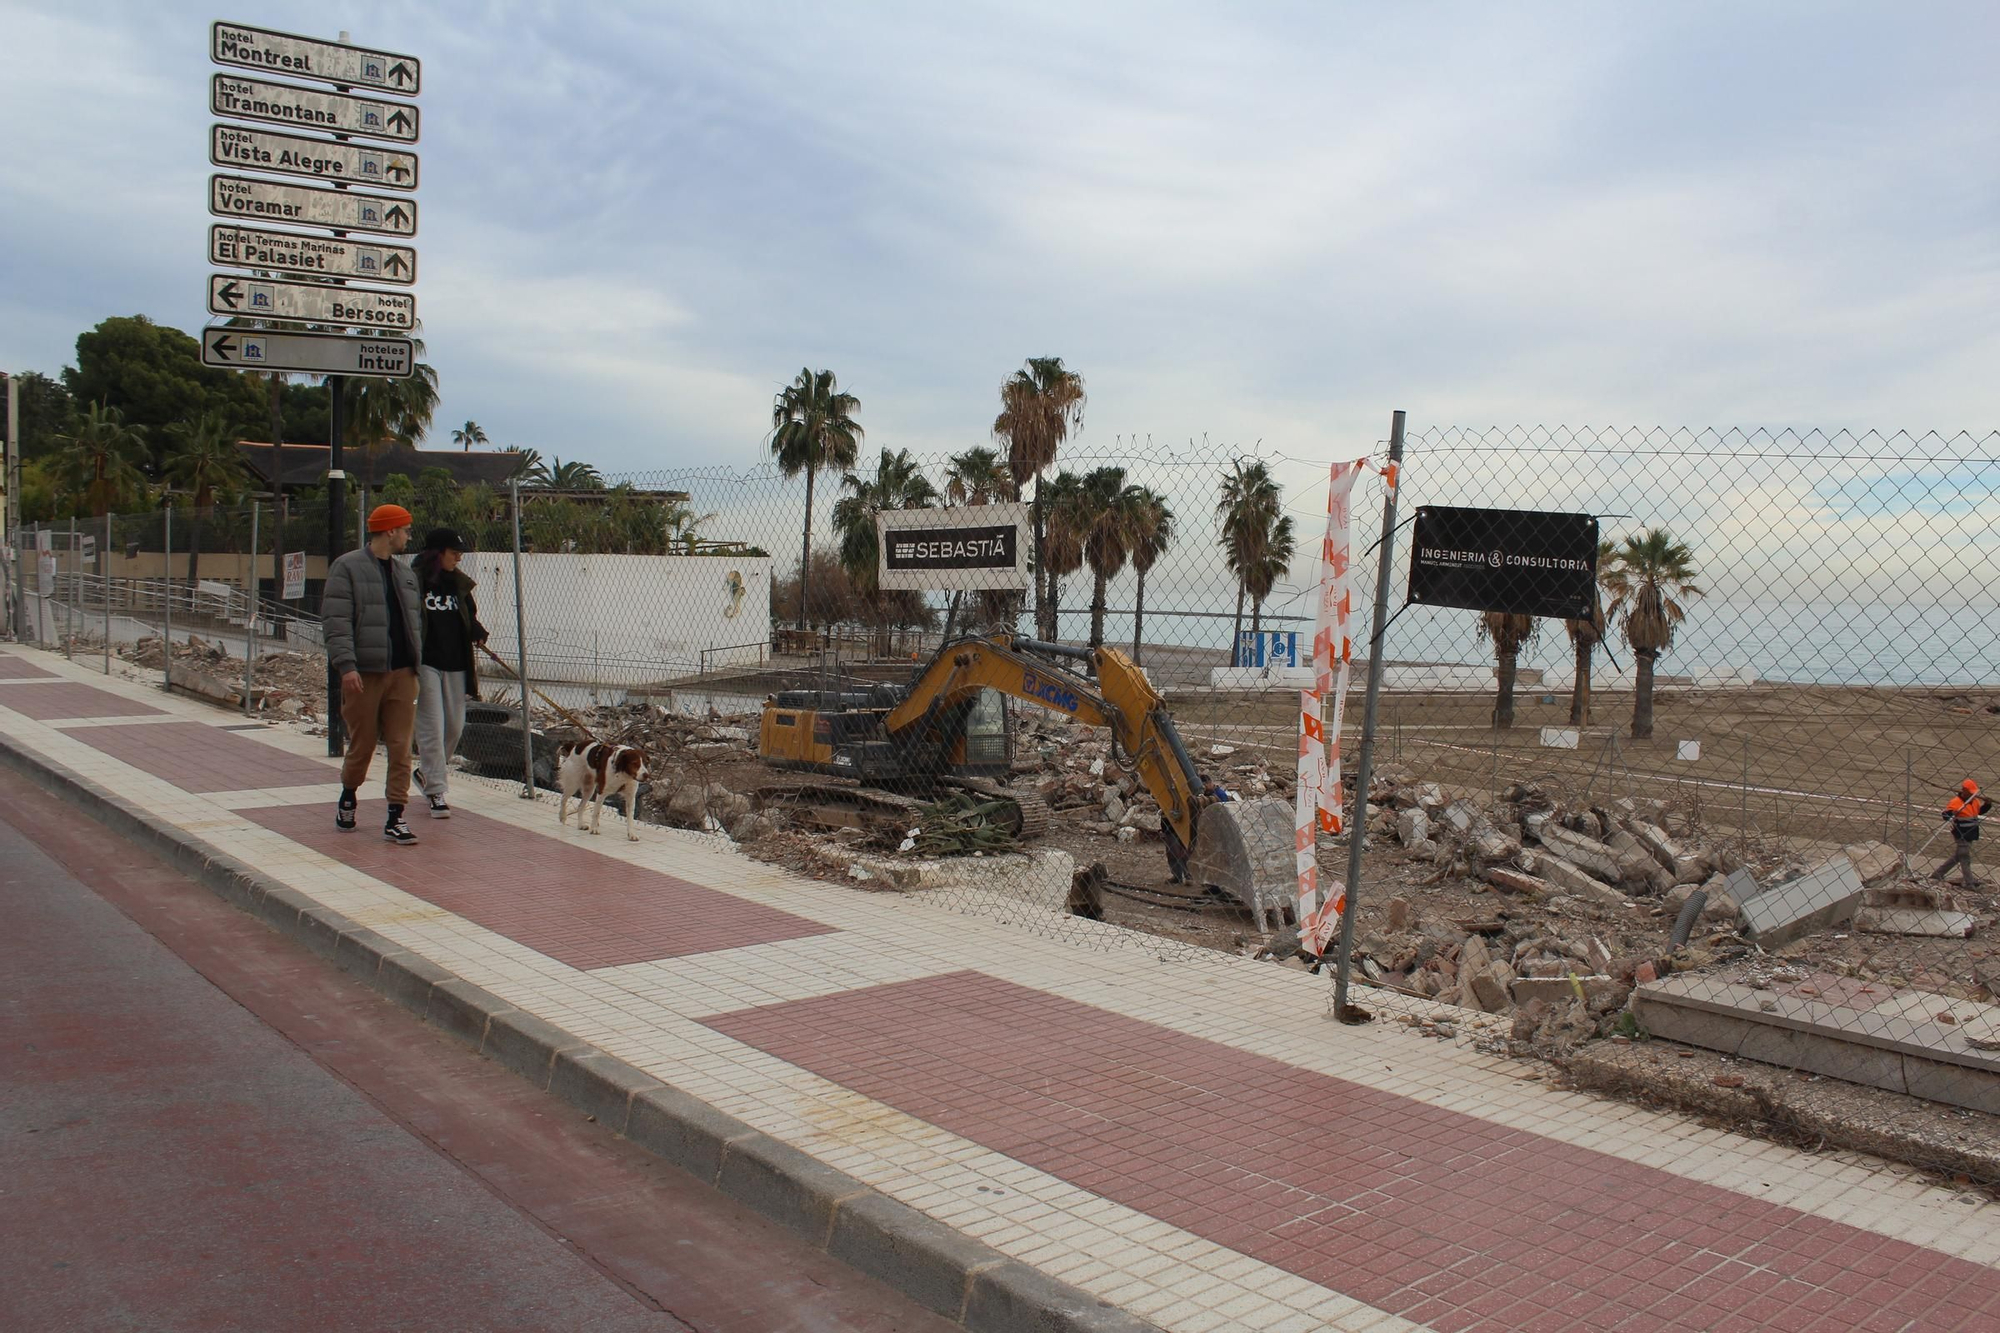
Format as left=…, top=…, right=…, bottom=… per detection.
left=876, top=502, right=1031, bottom=592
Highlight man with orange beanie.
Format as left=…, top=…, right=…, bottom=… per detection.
left=322, top=504, right=424, bottom=844
left=1933, top=779, right=1992, bottom=890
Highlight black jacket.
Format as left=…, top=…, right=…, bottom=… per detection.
left=418, top=561, right=489, bottom=697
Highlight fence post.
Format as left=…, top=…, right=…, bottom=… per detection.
left=103, top=511, right=112, bottom=674
left=13, top=525, right=27, bottom=642
left=64, top=516, right=76, bottom=658
left=1333, top=409, right=1407, bottom=1024
left=1904, top=753, right=1913, bottom=867
left=245, top=502, right=259, bottom=714
left=511, top=481, right=534, bottom=798
left=162, top=505, right=173, bottom=692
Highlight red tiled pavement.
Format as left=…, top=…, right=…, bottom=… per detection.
left=0, top=654, right=59, bottom=680
left=0, top=682, right=164, bottom=720
left=706, top=972, right=2000, bottom=1333
left=240, top=804, right=835, bottom=970
left=70, top=722, right=339, bottom=793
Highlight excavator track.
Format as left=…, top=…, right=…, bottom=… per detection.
left=755, top=781, right=928, bottom=837
left=942, top=777, right=1052, bottom=842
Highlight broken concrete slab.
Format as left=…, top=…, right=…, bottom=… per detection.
left=1396, top=807, right=1431, bottom=847
left=1536, top=857, right=1628, bottom=910
left=1629, top=820, right=1682, bottom=871
left=1483, top=866, right=1548, bottom=897
left=1536, top=823, right=1622, bottom=884
left=1842, top=840, right=1901, bottom=885
left=1853, top=908, right=1977, bottom=938
left=1737, top=857, right=1864, bottom=946
left=1512, top=974, right=1628, bottom=1008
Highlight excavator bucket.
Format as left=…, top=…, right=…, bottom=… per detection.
left=1190, top=797, right=1299, bottom=932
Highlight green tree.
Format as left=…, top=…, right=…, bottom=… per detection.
left=941, top=447, right=1016, bottom=635
left=991, top=357, right=1085, bottom=639
left=1242, top=513, right=1295, bottom=643
left=1072, top=466, right=1147, bottom=648
left=62, top=316, right=265, bottom=470
left=1604, top=528, right=1702, bottom=739
left=833, top=448, right=938, bottom=651
left=1126, top=487, right=1173, bottom=665
left=531, top=458, right=603, bottom=490
left=770, top=368, right=864, bottom=630
left=1217, top=460, right=1284, bottom=666
left=52, top=401, right=150, bottom=518
left=451, top=420, right=488, bottom=452
left=7, top=371, right=78, bottom=462
left=1564, top=538, right=1619, bottom=725
left=1478, top=612, right=1539, bottom=730
left=164, top=410, right=250, bottom=581
left=501, top=446, right=541, bottom=483
left=346, top=357, right=441, bottom=483
left=1038, top=471, right=1088, bottom=642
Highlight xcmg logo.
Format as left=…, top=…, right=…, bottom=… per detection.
left=1021, top=669, right=1079, bottom=713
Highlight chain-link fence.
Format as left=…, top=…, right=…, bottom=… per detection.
left=10, top=424, right=1997, bottom=1184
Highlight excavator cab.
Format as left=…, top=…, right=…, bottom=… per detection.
left=759, top=684, right=1013, bottom=783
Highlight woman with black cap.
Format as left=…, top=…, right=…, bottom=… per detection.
left=412, top=527, right=489, bottom=818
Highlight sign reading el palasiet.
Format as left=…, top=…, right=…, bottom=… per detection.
left=877, top=503, right=1032, bottom=592
left=1406, top=506, right=1600, bottom=620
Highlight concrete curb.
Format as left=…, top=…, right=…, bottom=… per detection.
left=0, top=727, right=1160, bottom=1333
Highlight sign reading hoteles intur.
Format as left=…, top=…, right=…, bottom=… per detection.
left=202, top=328, right=414, bottom=379
left=211, top=22, right=421, bottom=96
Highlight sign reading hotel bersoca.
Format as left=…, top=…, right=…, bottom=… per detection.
left=212, top=74, right=419, bottom=143
left=876, top=503, right=1031, bottom=592
left=207, top=274, right=415, bottom=329
left=210, top=174, right=416, bottom=236
left=210, top=224, right=416, bottom=284
left=1406, top=505, right=1600, bottom=620
left=211, top=124, right=416, bottom=190
left=201, top=328, right=413, bottom=379
left=211, top=22, right=421, bottom=95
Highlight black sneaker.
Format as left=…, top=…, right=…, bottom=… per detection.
left=426, top=795, right=451, bottom=819
left=383, top=809, right=419, bottom=845
left=336, top=790, right=357, bottom=831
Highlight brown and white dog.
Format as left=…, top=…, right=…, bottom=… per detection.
left=557, top=740, right=650, bottom=841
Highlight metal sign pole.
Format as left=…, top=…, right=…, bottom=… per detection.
left=1333, top=410, right=1408, bottom=1023
left=161, top=505, right=173, bottom=690
left=511, top=480, right=534, bottom=797
left=326, top=375, right=347, bottom=755
left=245, top=502, right=259, bottom=713
left=65, top=516, right=76, bottom=657
left=103, top=511, right=112, bottom=674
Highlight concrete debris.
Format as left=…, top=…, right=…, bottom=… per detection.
left=1842, top=841, right=1902, bottom=885
left=1853, top=908, right=1977, bottom=938
left=1536, top=823, right=1623, bottom=885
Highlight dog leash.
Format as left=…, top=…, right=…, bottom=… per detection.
left=476, top=641, right=603, bottom=744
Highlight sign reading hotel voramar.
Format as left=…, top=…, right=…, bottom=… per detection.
left=1407, top=506, right=1599, bottom=619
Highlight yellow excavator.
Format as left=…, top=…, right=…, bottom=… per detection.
left=758, top=633, right=1299, bottom=925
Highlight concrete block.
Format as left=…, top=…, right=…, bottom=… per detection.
left=966, top=1260, right=1155, bottom=1333
left=549, top=1050, right=663, bottom=1135
left=424, top=978, right=503, bottom=1047
left=1842, top=840, right=1902, bottom=884
left=1538, top=857, right=1627, bottom=909
left=1853, top=908, right=1977, bottom=938
left=828, top=1192, right=992, bottom=1321
left=1538, top=823, right=1622, bottom=883
left=330, top=926, right=392, bottom=982
left=625, top=1085, right=749, bottom=1184
left=374, top=949, right=456, bottom=1016
left=1738, top=858, right=1864, bottom=945
left=1630, top=820, right=1682, bottom=871
left=717, top=1133, right=868, bottom=1247
left=1512, top=975, right=1626, bottom=1007
left=481, top=1008, right=585, bottom=1088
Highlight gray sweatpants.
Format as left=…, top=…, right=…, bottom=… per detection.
left=415, top=665, right=470, bottom=798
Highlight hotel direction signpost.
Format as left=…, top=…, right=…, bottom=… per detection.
left=207, top=20, right=424, bottom=753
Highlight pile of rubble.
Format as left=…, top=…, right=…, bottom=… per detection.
left=1016, top=715, right=1283, bottom=843
left=120, top=635, right=327, bottom=718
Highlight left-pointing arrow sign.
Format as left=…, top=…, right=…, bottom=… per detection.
left=206, top=274, right=417, bottom=329
left=202, top=327, right=414, bottom=378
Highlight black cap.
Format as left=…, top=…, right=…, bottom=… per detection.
left=423, top=527, right=467, bottom=552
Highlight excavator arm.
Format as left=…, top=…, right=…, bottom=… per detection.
left=882, top=634, right=1207, bottom=846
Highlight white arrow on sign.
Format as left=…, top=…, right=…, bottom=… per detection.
left=202, top=328, right=414, bottom=379
left=211, top=224, right=417, bottom=285
left=213, top=74, right=419, bottom=143
left=211, top=124, right=417, bottom=191
left=212, top=21, right=421, bottom=96
left=210, top=174, right=416, bottom=236
left=207, top=274, right=416, bottom=330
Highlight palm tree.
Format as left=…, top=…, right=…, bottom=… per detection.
left=501, top=446, right=541, bottom=483
left=451, top=420, right=488, bottom=452
left=771, top=368, right=864, bottom=630
left=540, top=458, right=604, bottom=490
left=1243, top=513, right=1296, bottom=642
left=52, top=401, right=149, bottom=518
left=1217, top=460, right=1284, bottom=666
left=1127, top=488, right=1173, bottom=665
left=1038, top=471, right=1088, bottom=642
left=1604, top=528, right=1702, bottom=739
left=1074, top=466, right=1147, bottom=648
left=164, top=410, right=251, bottom=582
left=833, top=448, right=938, bottom=652
left=1563, top=538, right=1618, bottom=725
left=943, top=446, right=1013, bottom=505
left=1478, top=612, right=1539, bottom=730
left=347, top=356, right=440, bottom=483
left=991, top=357, right=1086, bottom=638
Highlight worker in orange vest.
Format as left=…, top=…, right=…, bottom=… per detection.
left=1933, top=779, right=1993, bottom=889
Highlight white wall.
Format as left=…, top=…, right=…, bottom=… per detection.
left=462, top=552, right=772, bottom=686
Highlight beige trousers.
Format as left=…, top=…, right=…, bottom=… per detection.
left=341, top=668, right=419, bottom=806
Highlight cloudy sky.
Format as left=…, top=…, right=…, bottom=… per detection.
left=4, top=1, right=1997, bottom=478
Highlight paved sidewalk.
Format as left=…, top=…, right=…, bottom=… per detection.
left=4, top=643, right=1999, bottom=1333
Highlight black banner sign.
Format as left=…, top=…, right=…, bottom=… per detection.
left=1407, top=506, right=1600, bottom=619
left=884, top=523, right=1019, bottom=572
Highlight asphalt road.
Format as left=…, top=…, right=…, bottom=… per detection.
left=0, top=765, right=954, bottom=1333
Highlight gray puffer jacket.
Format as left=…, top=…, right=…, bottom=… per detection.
left=322, top=547, right=423, bottom=675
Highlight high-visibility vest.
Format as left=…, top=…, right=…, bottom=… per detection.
left=1946, top=795, right=1990, bottom=840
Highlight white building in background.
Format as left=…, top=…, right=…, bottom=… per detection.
left=463, top=551, right=772, bottom=686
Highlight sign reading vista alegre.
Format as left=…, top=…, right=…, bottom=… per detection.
left=1407, top=506, right=1600, bottom=620
left=877, top=503, right=1031, bottom=592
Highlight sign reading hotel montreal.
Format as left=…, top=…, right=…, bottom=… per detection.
left=1407, top=505, right=1600, bottom=620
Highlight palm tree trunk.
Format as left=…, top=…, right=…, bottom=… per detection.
left=186, top=510, right=203, bottom=584
left=1032, top=481, right=1050, bottom=640
left=1569, top=639, right=1593, bottom=726
left=1131, top=568, right=1147, bottom=666
left=1494, top=650, right=1518, bottom=729
left=1632, top=649, right=1657, bottom=739
left=1250, top=595, right=1263, bottom=638
left=796, top=464, right=816, bottom=630
left=941, top=589, right=963, bottom=642
left=1089, top=570, right=1108, bottom=647
left=1230, top=585, right=1245, bottom=666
